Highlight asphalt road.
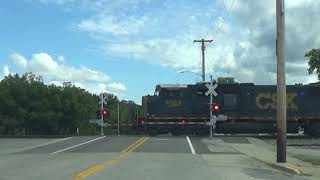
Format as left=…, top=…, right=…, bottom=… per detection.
left=0, top=135, right=311, bottom=180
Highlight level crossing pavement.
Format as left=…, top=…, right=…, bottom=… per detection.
left=0, top=135, right=311, bottom=180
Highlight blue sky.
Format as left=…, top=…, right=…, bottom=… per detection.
left=1, top=0, right=319, bottom=103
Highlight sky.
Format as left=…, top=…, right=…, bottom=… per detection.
left=0, top=0, right=319, bottom=104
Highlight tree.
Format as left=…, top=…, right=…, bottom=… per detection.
left=216, top=77, right=237, bottom=84
left=305, top=48, right=320, bottom=81
left=0, top=72, right=141, bottom=135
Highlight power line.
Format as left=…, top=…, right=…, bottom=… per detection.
left=213, top=0, right=236, bottom=37
left=212, top=0, right=236, bottom=38
left=207, top=0, right=228, bottom=38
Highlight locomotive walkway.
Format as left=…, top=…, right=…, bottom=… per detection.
left=0, top=135, right=318, bottom=180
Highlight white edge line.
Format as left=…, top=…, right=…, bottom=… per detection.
left=186, top=136, right=196, bottom=154
left=13, top=137, right=73, bottom=153
left=50, top=136, right=106, bottom=154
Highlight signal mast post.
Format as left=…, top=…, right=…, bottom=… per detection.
left=99, top=93, right=108, bottom=136
left=205, top=75, right=218, bottom=139
left=118, top=102, right=120, bottom=136
left=210, top=75, right=213, bottom=138
left=100, top=93, right=104, bottom=136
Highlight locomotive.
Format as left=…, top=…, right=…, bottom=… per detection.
left=137, top=82, right=320, bottom=136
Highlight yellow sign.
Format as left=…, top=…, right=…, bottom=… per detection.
left=256, top=93, right=298, bottom=111
left=165, top=99, right=182, bottom=108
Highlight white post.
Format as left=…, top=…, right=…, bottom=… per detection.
left=210, top=75, right=213, bottom=138
left=100, top=93, right=104, bottom=136
left=118, top=102, right=120, bottom=136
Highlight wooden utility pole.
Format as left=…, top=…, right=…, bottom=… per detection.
left=276, top=0, right=286, bottom=163
left=194, top=39, right=213, bottom=82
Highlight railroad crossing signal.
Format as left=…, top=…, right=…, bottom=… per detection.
left=207, top=75, right=218, bottom=139
left=99, top=93, right=108, bottom=105
left=98, top=92, right=108, bottom=135
left=205, top=83, right=218, bottom=96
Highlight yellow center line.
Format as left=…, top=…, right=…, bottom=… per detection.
left=121, top=136, right=146, bottom=153
left=126, top=137, right=148, bottom=153
left=74, top=136, right=149, bottom=180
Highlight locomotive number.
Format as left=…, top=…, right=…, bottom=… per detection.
left=256, top=93, right=298, bottom=111
left=165, top=99, right=181, bottom=108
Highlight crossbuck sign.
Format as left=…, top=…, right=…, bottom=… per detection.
left=205, top=83, right=218, bottom=97
left=99, top=93, right=108, bottom=105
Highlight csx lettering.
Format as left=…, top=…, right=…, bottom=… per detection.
left=165, top=99, right=181, bottom=108
left=256, top=93, right=298, bottom=111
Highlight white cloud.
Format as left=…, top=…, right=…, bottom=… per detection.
left=72, top=0, right=259, bottom=83
left=1, top=65, right=11, bottom=80
left=35, top=0, right=319, bottom=85
left=10, top=52, right=127, bottom=97
left=111, top=1, right=318, bottom=84
left=226, top=0, right=320, bottom=84
left=29, top=53, right=59, bottom=73
left=10, top=53, right=28, bottom=69
left=107, top=82, right=127, bottom=92
left=78, top=15, right=149, bottom=36
left=58, top=55, right=64, bottom=62
left=3, top=65, right=10, bottom=76
left=88, top=82, right=127, bottom=98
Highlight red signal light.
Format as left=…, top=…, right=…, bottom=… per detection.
left=100, top=109, right=108, bottom=116
left=212, top=103, right=219, bottom=112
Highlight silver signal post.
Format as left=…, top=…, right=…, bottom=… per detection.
left=99, top=93, right=108, bottom=136
left=205, top=75, right=218, bottom=138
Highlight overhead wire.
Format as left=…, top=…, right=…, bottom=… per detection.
left=212, top=0, right=236, bottom=39
left=205, top=0, right=227, bottom=38
left=209, top=0, right=237, bottom=80
left=209, top=0, right=230, bottom=38
left=196, top=0, right=237, bottom=81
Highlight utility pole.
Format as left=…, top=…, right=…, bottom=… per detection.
left=276, top=0, right=286, bottom=163
left=193, top=39, right=213, bottom=82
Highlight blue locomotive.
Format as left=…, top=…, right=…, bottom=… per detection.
left=138, top=82, right=320, bottom=136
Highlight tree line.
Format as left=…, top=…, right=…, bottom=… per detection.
left=1, top=48, right=319, bottom=135
left=0, top=72, right=142, bottom=135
